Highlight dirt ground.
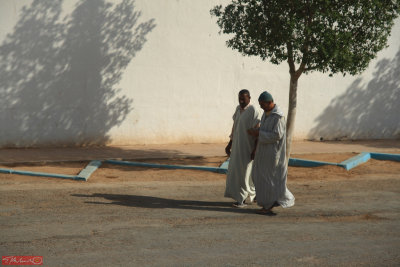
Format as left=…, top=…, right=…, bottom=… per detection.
left=1, top=153, right=399, bottom=266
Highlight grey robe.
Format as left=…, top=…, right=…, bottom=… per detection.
left=252, top=104, right=295, bottom=209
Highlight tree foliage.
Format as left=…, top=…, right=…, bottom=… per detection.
left=211, top=0, right=399, bottom=158
left=211, top=0, right=400, bottom=77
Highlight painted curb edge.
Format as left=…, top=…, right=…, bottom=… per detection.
left=0, top=152, right=398, bottom=180
left=105, top=159, right=228, bottom=174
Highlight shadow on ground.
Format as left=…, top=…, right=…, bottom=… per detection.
left=0, top=0, right=155, bottom=147
left=0, top=146, right=223, bottom=166
left=71, top=193, right=273, bottom=215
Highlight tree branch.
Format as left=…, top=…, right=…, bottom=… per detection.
left=287, top=42, right=296, bottom=74
left=295, top=62, right=306, bottom=78
left=296, top=4, right=314, bottom=79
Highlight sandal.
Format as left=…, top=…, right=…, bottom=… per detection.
left=232, top=202, right=247, bottom=208
left=255, top=208, right=272, bottom=214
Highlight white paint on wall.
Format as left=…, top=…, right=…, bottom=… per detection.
left=0, top=0, right=399, bottom=147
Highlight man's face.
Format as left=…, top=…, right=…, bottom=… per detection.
left=259, top=100, right=274, bottom=112
left=238, top=93, right=250, bottom=108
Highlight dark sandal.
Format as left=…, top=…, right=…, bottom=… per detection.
left=256, top=208, right=272, bottom=214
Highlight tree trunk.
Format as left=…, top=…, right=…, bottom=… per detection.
left=286, top=74, right=298, bottom=160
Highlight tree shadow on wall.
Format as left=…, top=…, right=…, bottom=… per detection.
left=308, top=46, right=400, bottom=141
left=0, top=0, right=155, bottom=147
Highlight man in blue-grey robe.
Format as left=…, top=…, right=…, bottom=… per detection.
left=248, top=91, right=295, bottom=214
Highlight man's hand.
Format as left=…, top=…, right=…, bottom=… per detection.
left=247, top=128, right=259, bottom=137
left=225, top=140, right=232, bottom=156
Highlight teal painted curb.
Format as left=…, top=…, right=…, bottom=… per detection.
left=219, top=158, right=339, bottom=170
left=76, top=160, right=102, bottom=181
left=1, top=152, right=398, bottom=180
left=339, top=152, right=371, bottom=170
left=106, top=159, right=228, bottom=174
left=370, top=152, right=400, bottom=161
left=0, top=160, right=102, bottom=181
left=0, top=168, right=77, bottom=180
left=219, top=158, right=230, bottom=170
left=217, top=152, right=399, bottom=172
left=289, top=158, right=339, bottom=167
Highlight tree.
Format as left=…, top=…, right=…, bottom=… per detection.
left=211, top=0, right=400, bottom=158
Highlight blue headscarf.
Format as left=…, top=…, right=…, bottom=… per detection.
left=258, top=91, right=274, bottom=102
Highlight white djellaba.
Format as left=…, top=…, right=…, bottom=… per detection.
left=225, top=104, right=260, bottom=204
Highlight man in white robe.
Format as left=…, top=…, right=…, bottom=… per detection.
left=225, top=89, right=260, bottom=208
left=248, top=91, right=295, bottom=214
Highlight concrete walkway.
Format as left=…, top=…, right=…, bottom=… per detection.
left=0, top=140, right=399, bottom=163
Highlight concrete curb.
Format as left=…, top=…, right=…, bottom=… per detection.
left=222, top=152, right=400, bottom=171
left=0, top=168, right=77, bottom=180
left=0, top=160, right=102, bottom=181
left=105, top=159, right=228, bottom=174
left=339, top=152, right=371, bottom=170
left=75, top=160, right=102, bottom=181
left=0, top=152, right=398, bottom=181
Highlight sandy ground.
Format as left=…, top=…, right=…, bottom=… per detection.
left=0, top=154, right=399, bottom=266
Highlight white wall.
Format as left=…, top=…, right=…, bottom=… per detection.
left=0, top=0, right=399, bottom=147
